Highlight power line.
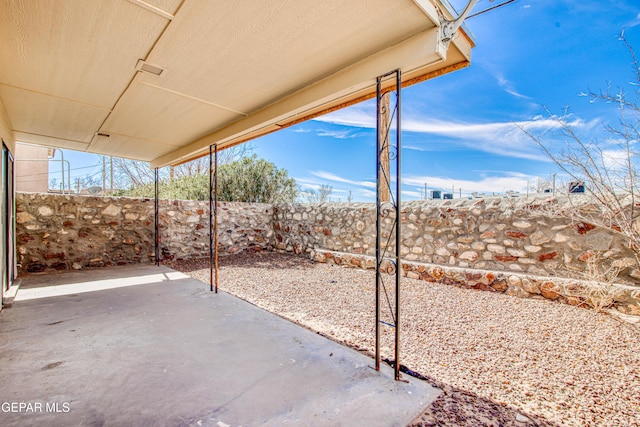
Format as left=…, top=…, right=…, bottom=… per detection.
left=467, top=0, right=517, bottom=19
left=16, top=162, right=101, bottom=177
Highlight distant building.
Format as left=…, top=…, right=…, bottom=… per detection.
left=15, top=143, right=53, bottom=193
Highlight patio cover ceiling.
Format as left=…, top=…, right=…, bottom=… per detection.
left=0, top=0, right=473, bottom=168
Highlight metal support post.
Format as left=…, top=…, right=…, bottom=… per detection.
left=214, top=146, right=219, bottom=293
left=375, top=81, right=382, bottom=372
left=209, top=145, right=219, bottom=293
left=394, top=70, right=402, bottom=382
left=154, top=167, right=160, bottom=266
left=375, top=69, right=402, bottom=381
left=209, top=146, right=214, bottom=292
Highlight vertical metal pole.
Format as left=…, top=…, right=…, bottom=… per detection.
left=60, top=150, right=65, bottom=194
left=214, top=145, right=219, bottom=293
left=110, top=156, right=114, bottom=192
left=394, top=70, right=402, bottom=381
left=375, top=77, right=382, bottom=372
left=209, top=145, right=214, bottom=292
left=375, top=70, right=402, bottom=380
left=154, top=167, right=160, bottom=266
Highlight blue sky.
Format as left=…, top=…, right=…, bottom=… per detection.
left=58, top=0, right=640, bottom=201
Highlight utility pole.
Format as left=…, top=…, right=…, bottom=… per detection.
left=110, top=156, right=114, bottom=192
left=377, top=91, right=391, bottom=203
left=102, top=156, right=106, bottom=193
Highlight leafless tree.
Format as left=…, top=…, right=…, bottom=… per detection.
left=527, top=175, right=562, bottom=195
left=301, top=184, right=333, bottom=203
left=110, top=144, right=252, bottom=191
left=518, top=31, right=640, bottom=270
left=170, top=143, right=253, bottom=179
left=111, top=157, right=155, bottom=188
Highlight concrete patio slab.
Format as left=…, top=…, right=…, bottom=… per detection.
left=0, top=265, right=440, bottom=426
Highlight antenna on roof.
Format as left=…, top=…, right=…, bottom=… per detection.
left=440, top=0, right=478, bottom=46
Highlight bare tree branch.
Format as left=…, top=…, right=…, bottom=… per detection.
left=301, top=184, right=333, bottom=203
left=517, top=33, right=640, bottom=276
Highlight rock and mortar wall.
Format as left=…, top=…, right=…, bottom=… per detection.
left=16, top=193, right=272, bottom=273
left=15, top=193, right=640, bottom=315
left=272, top=199, right=640, bottom=316
left=157, top=199, right=272, bottom=260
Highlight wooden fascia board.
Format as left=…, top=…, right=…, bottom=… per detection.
left=169, top=58, right=470, bottom=167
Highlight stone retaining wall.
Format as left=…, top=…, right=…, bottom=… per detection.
left=15, top=193, right=640, bottom=314
left=157, top=199, right=272, bottom=260
left=15, top=193, right=271, bottom=273
left=272, top=199, right=639, bottom=284
left=16, top=193, right=155, bottom=272
left=311, top=249, right=640, bottom=316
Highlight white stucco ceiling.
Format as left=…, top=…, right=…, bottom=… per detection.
left=0, top=0, right=473, bottom=167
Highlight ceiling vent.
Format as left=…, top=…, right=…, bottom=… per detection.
left=136, top=59, right=165, bottom=76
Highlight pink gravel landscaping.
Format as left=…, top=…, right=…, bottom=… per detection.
left=168, top=251, right=640, bottom=427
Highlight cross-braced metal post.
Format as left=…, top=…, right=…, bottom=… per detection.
left=375, top=69, right=402, bottom=381
left=209, top=145, right=219, bottom=293
left=154, top=167, right=160, bottom=266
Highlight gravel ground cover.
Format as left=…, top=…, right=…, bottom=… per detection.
left=167, top=252, right=640, bottom=427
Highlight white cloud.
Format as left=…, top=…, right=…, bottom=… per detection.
left=311, top=170, right=376, bottom=188
left=359, top=189, right=377, bottom=199
left=600, top=148, right=633, bottom=171
left=404, top=144, right=429, bottom=152
left=496, top=73, right=530, bottom=99
left=315, top=107, right=375, bottom=128
left=295, top=182, right=322, bottom=191
left=294, top=176, right=326, bottom=190
left=302, top=170, right=542, bottom=200
left=316, top=129, right=356, bottom=139
left=296, top=171, right=378, bottom=202
left=315, top=105, right=597, bottom=162
left=298, top=166, right=570, bottom=201
left=402, top=190, right=422, bottom=198
left=404, top=171, right=536, bottom=194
